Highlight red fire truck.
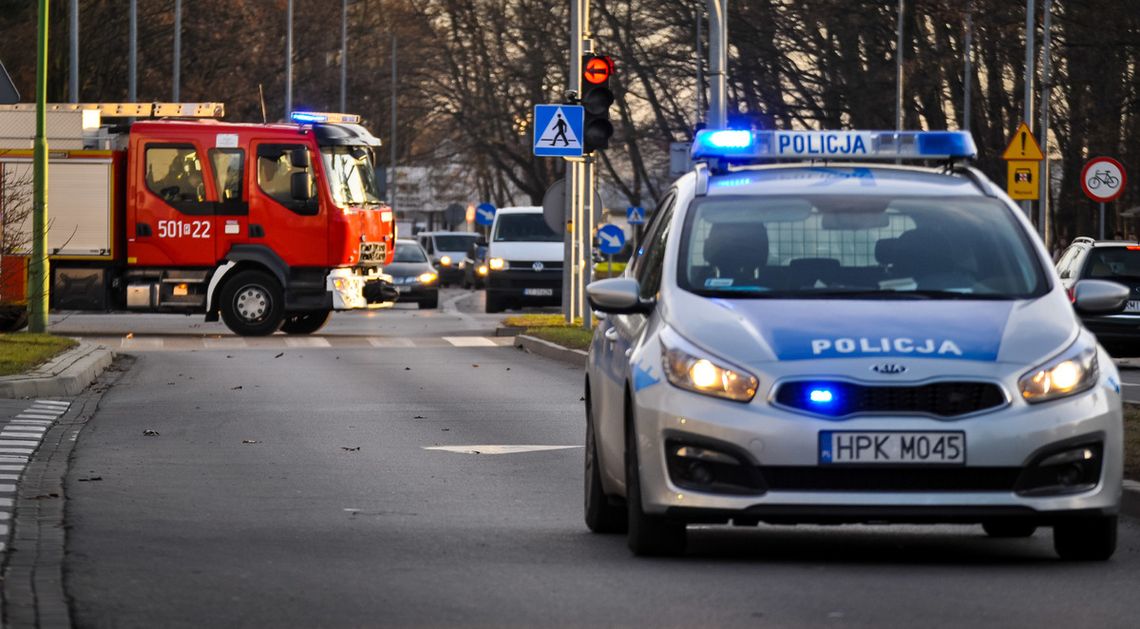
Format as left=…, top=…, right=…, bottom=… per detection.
left=0, top=103, right=395, bottom=335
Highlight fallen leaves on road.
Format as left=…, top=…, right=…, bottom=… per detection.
left=143, top=429, right=160, bottom=436
left=125, top=332, right=134, bottom=339
left=413, top=415, right=425, bottom=419
left=341, top=446, right=361, bottom=452
left=242, top=439, right=261, bottom=444
left=472, top=364, right=479, bottom=368
left=78, top=476, right=103, bottom=482
left=404, top=367, right=411, bottom=371
left=441, top=428, right=450, bottom=432
left=231, top=385, right=243, bottom=390
left=274, top=352, right=284, bottom=358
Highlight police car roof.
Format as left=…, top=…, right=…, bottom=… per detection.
left=705, top=164, right=987, bottom=198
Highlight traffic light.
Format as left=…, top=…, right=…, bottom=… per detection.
left=580, top=54, right=614, bottom=153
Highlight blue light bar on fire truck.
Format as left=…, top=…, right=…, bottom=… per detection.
left=691, top=129, right=977, bottom=162
left=290, top=111, right=362, bottom=124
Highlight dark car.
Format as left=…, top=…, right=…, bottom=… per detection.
left=417, top=231, right=480, bottom=287
left=461, top=241, right=489, bottom=289
left=386, top=239, right=439, bottom=309
left=1056, top=237, right=1140, bottom=353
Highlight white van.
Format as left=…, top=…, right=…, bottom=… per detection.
left=484, top=206, right=564, bottom=313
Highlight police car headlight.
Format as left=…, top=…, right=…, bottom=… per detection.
left=661, top=334, right=758, bottom=402
left=1019, top=341, right=1099, bottom=403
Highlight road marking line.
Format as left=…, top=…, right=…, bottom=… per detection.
left=33, top=400, right=69, bottom=407
left=203, top=337, right=248, bottom=349
left=15, top=414, right=59, bottom=420
left=283, top=337, right=332, bottom=348
left=423, top=445, right=583, bottom=455
left=0, top=498, right=13, bottom=507
left=0, top=484, right=15, bottom=493
left=441, top=291, right=481, bottom=330
left=367, top=337, right=415, bottom=348
left=2, top=426, right=47, bottom=432
left=9, top=420, right=53, bottom=426
left=0, top=457, right=29, bottom=463
left=0, top=449, right=34, bottom=456
left=0, top=466, right=24, bottom=472
left=443, top=336, right=497, bottom=347
left=121, top=337, right=165, bottom=349
left=0, top=511, right=9, bottom=521
left=0, top=439, right=41, bottom=446
left=0, top=475, right=18, bottom=481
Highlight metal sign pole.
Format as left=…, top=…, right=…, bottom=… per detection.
left=583, top=156, right=594, bottom=330
left=29, top=0, right=50, bottom=333
left=1100, top=202, right=1106, bottom=240
left=1037, top=0, right=1054, bottom=245
left=563, top=0, right=583, bottom=323
left=1021, top=0, right=1036, bottom=221
left=706, top=0, right=727, bottom=128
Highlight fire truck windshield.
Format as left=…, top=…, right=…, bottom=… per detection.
left=320, top=146, right=382, bottom=207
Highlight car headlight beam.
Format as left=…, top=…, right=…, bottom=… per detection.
left=439, top=255, right=452, bottom=266
left=661, top=335, right=758, bottom=403
left=417, top=272, right=438, bottom=284
left=1018, top=341, right=1098, bottom=403
left=488, top=257, right=507, bottom=271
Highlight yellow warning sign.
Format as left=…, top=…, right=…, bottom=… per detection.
left=1007, top=160, right=1040, bottom=200
left=1001, top=122, right=1044, bottom=161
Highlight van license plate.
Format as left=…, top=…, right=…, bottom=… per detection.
left=524, top=288, right=553, bottom=296
left=819, top=431, right=965, bottom=465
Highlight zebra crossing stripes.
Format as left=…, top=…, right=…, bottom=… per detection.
left=70, top=335, right=517, bottom=352
left=0, top=399, right=71, bottom=554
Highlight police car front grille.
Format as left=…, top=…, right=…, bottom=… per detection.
left=773, top=381, right=1006, bottom=418
left=761, top=467, right=1021, bottom=492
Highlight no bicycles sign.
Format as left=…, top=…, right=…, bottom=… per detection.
left=1081, top=157, right=1127, bottom=203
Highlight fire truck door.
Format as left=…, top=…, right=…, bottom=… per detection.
left=132, top=142, right=217, bottom=266
left=248, top=143, right=325, bottom=267
left=208, top=147, right=249, bottom=260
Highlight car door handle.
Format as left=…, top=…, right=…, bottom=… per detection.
left=604, top=328, right=619, bottom=342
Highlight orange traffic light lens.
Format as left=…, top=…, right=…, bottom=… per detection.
left=584, top=57, right=611, bottom=84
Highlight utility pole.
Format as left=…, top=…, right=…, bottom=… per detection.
left=340, top=0, right=348, bottom=113
left=69, top=0, right=78, bottom=103
left=706, top=0, right=726, bottom=128
left=1021, top=0, right=1036, bottom=220
left=173, top=0, right=182, bottom=101
left=895, top=0, right=905, bottom=131
left=1038, top=0, right=1053, bottom=245
left=129, top=0, right=137, bottom=102
left=285, top=0, right=293, bottom=117
left=695, top=5, right=704, bottom=124
left=390, top=34, right=397, bottom=214
left=563, top=0, right=582, bottom=323
left=30, top=0, right=50, bottom=333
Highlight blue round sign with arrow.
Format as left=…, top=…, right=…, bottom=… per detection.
left=475, top=202, right=497, bottom=226
left=596, top=224, right=626, bottom=255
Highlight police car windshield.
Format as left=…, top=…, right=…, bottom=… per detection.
left=393, top=242, right=427, bottom=263
left=493, top=213, right=562, bottom=242
left=678, top=195, right=1045, bottom=300
left=320, top=147, right=381, bottom=206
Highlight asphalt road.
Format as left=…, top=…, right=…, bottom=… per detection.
left=55, top=289, right=1140, bottom=628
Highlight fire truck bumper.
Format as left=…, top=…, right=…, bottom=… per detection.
left=328, top=268, right=391, bottom=310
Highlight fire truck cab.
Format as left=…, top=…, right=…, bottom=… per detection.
left=0, top=103, right=396, bottom=335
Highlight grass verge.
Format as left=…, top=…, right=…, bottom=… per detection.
left=1125, top=404, right=1140, bottom=481
left=0, top=334, right=78, bottom=377
left=525, top=326, right=593, bottom=351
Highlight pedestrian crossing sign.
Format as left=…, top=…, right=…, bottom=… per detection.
left=533, top=104, right=584, bottom=157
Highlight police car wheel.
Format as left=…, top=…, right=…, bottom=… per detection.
left=280, top=310, right=332, bottom=335
left=1053, top=516, right=1117, bottom=561
left=220, top=270, right=285, bottom=337
left=584, top=385, right=627, bottom=534
left=982, top=521, right=1037, bottom=538
left=625, top=399, right=686, bottom=556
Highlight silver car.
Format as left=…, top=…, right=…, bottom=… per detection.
left=584, top=130, right=1127, bottom=559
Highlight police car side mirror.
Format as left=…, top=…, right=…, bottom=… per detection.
left=587, top=278, right=652, bottom=314
left=1072, top=280, right=1129, bottom=315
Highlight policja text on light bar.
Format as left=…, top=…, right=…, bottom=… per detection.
left=691, top=130, right=977, bottom=162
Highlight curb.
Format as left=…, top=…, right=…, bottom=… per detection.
left=1124, top=480, right=1140, bottom=521
left=516, top=334, right=588, bottom=367
left=495, top=326, right=525, bottom=337
left=0, top=341, right=115, bottom=399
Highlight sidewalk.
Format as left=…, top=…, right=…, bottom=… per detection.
left=0, top=342, right=114, bottom=399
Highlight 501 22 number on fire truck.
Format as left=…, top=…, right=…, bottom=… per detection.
left=156, top=220, right=212, bottom=239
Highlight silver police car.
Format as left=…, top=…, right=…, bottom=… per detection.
left=584, top=130, right=1128, bottom=559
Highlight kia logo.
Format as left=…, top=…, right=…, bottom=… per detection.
left=532, top=261, right=544, bottom=272
left=871, top=363, right=907, bottom=375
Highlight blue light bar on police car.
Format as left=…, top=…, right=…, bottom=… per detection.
left=691, top=130, right=977, bottom=161
left=290, top=111, right=362, bottom=124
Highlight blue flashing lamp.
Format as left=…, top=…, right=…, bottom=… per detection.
left=691, top=129, right=977, bottom=162
left=290, top=111, right=329, bottom=123
left=808, top=388, right=835, bottom=405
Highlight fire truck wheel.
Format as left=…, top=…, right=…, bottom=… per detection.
left=219, top=270, right=286, bottom=336
left=280, top=310, right=333, bottom=335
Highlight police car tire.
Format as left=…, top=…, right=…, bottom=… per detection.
left=280, top=310, right=332, bottom=335
left=625, top=405, right=686, bottom=556
left=584, top=387, right=627, bottom=534
left=1053, top=516, right=1117, bottom=561
left=220, top=270, right=285, bottom=337
left=982, top=521, right=1037, bottom=538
